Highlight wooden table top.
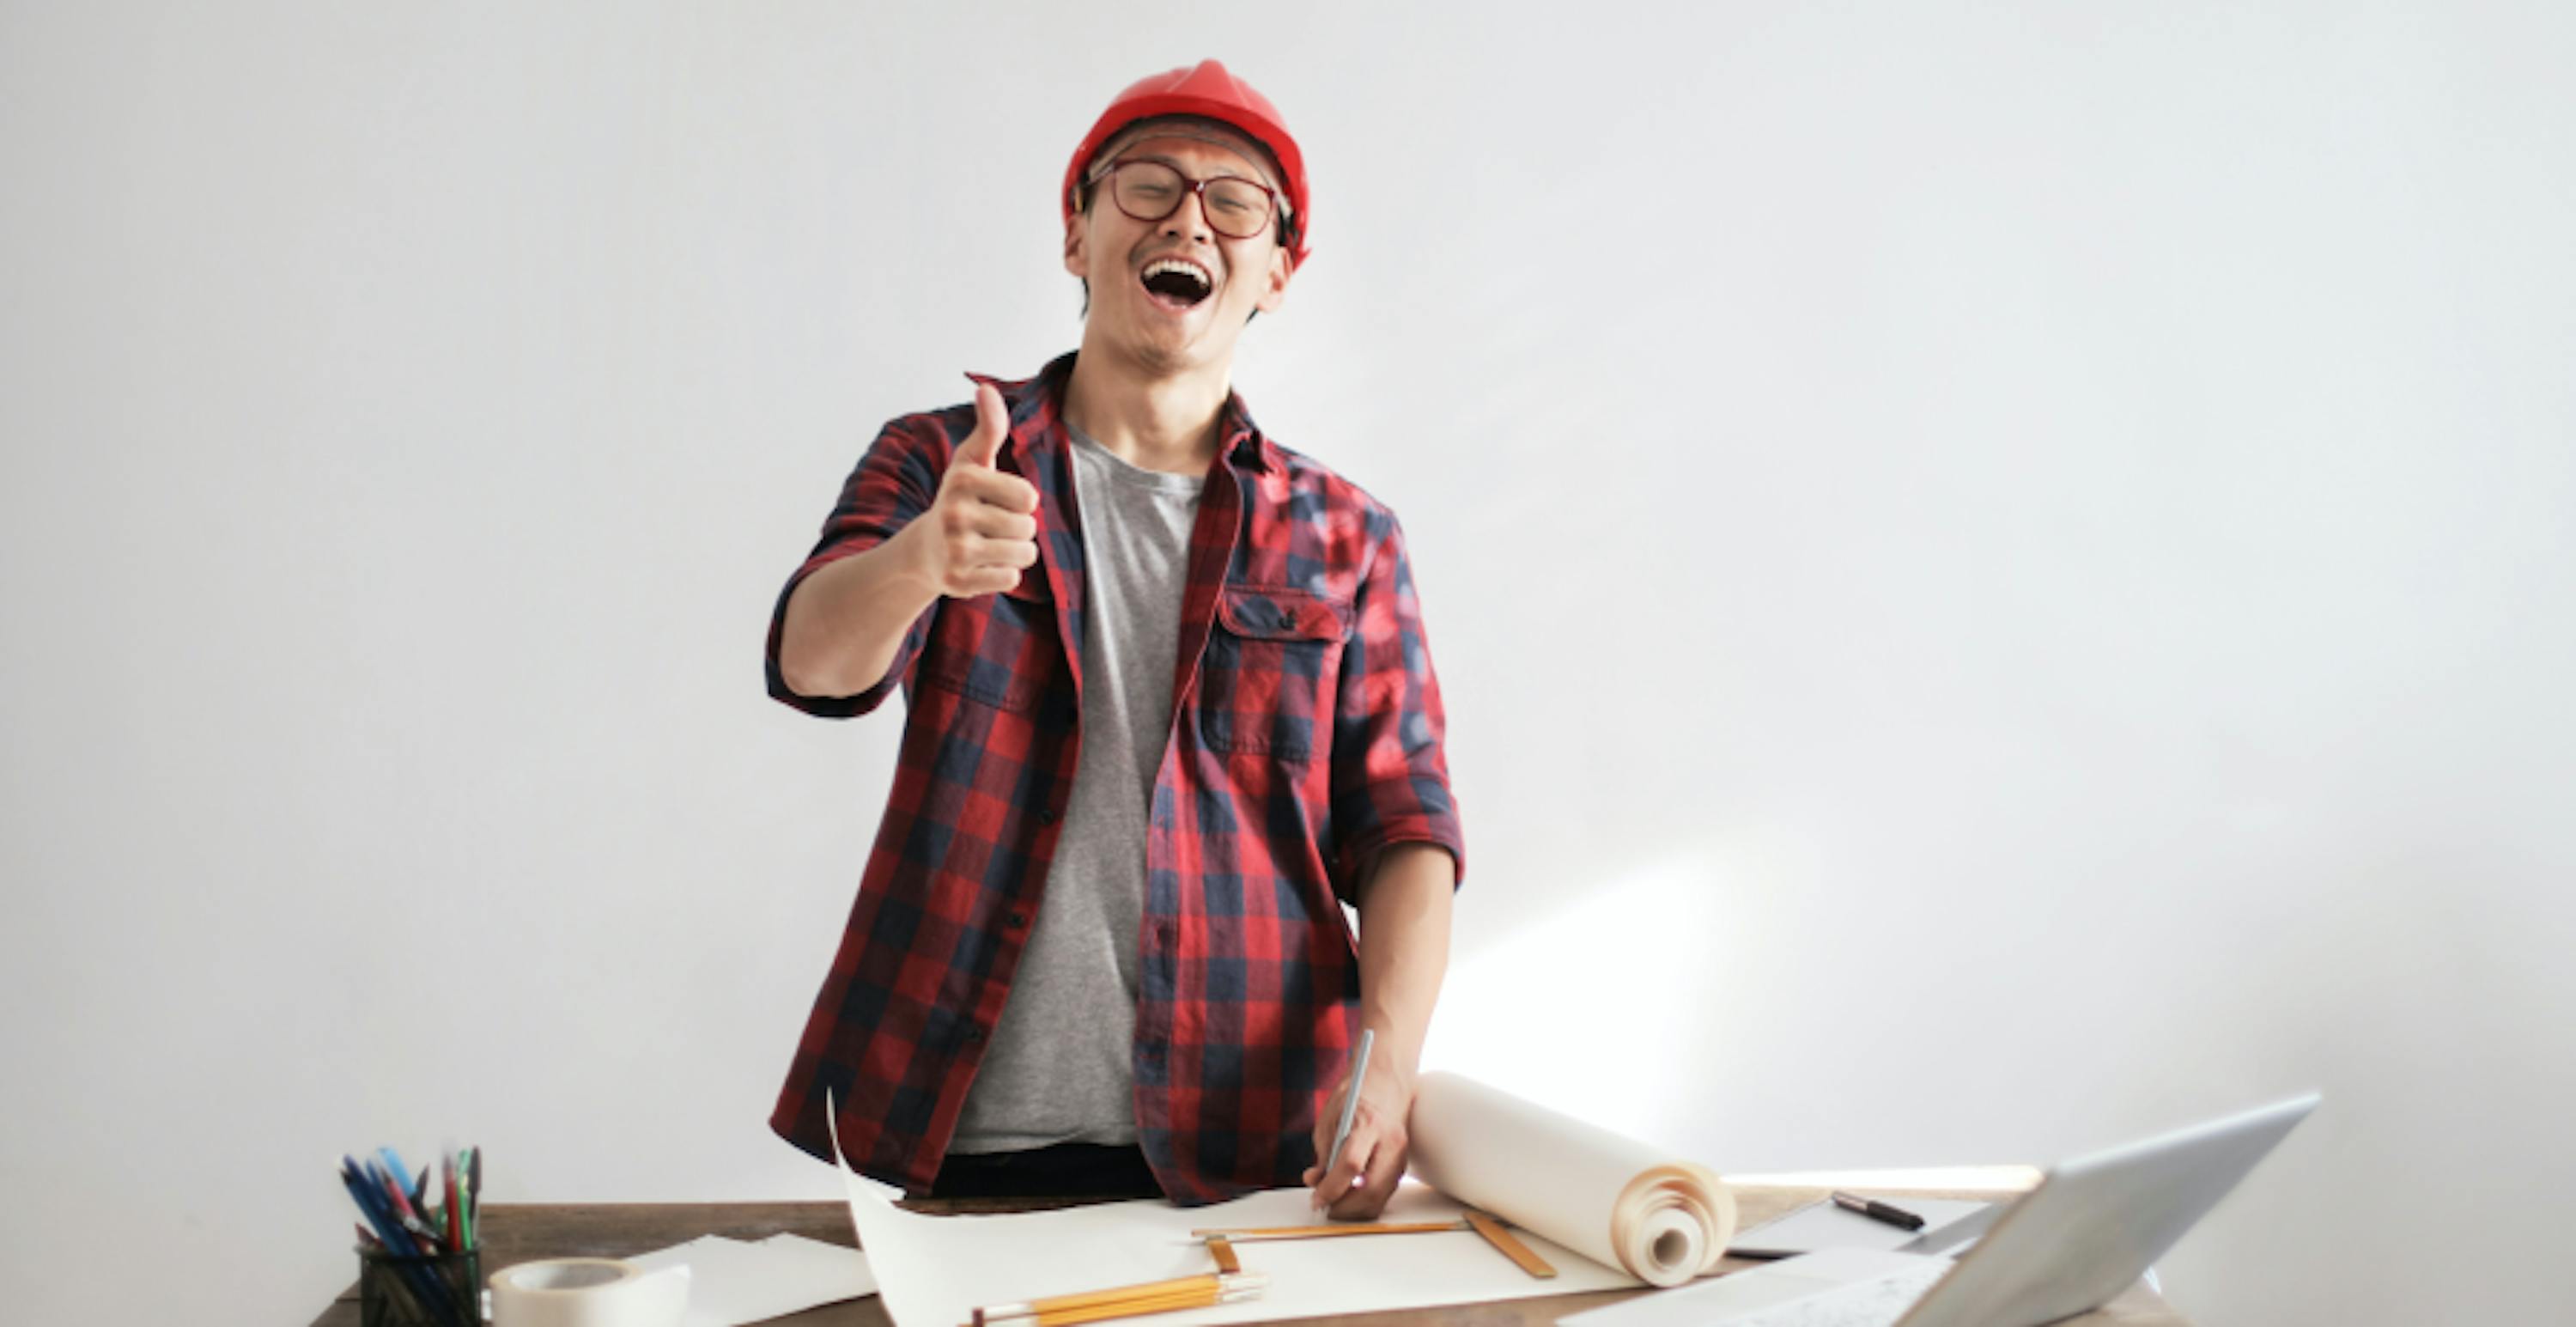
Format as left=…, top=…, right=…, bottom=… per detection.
left=308, top=1180, right=2189, bottom=1327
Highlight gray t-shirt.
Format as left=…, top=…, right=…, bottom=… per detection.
left=949, top=423, right=1203, bottom=1153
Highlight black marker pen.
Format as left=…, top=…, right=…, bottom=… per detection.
left=1832, top=1190, right=1928, bottom=1231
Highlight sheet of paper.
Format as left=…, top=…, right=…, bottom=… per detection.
left=758, top=1230, right=878, bottom=1278
left=839, top=1171, right=1637, bottom=1327
left=1560, top=1251, right=1947, bottom=1327
left=1729, top=1198, right=1994, bottom=1259
left=829, top=1116, right=1636, bottom=1327
left=1717, top=1261, right=1950, bottom=1326
left=624, top=1233, right=876, bottom=1327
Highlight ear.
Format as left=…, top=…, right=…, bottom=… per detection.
left=1253, top=243, right=1294, bottom=315
left=1063, top=211, right=1089, bottom=281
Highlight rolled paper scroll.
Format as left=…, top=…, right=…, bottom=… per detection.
left=1405, top=1071, right=1735, bottom=1287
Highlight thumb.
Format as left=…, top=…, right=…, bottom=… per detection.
left=957, top=380, right=1008, bottom=469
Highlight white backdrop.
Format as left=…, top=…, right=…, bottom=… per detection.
left=4, top=3, right=2570, bottom=1324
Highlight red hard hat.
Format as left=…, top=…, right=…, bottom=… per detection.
left=1061, top=59, right=1311, bottom=270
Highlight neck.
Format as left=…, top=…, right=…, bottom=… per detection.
left=1061, top=337, right=1234, bottom=475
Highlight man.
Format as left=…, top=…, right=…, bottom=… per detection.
left=764, top=60, right=1462, bottom=1217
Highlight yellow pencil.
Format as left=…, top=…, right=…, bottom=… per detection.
left=975, top=1272, right=1266, bottom=1326
left=1030, top=1280, right=1263, bottom=1327
left=1187, top=1220, right=1468, bottom=1242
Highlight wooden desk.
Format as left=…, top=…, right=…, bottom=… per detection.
left=308, top=1181, right=2189, bottom=1326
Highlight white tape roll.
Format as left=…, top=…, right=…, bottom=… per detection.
left=489, top=1257, right=690, bottom=1327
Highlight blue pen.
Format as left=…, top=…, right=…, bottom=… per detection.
left=349, top=1160, right=460, bottom=1321
left=343, top=1163, right=453, bottom=1319
left=343, top=1162, right=428, bottom=1263
left=341, top=1159, right=409, bottom=1248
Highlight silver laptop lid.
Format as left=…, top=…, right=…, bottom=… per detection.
left=1895, top=1093, right=2320, bottom=1327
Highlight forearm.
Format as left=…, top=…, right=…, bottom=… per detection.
left=777, top=521, right=942, bottom=699
left=1354, top=843, right=1456, bottom=1074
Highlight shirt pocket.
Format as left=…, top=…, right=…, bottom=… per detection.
left=1198, top=585, right=1352, bottom=762
left=921, top=573, right=1055, bottom=713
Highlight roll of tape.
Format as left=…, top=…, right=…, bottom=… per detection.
left=489, top=1257, right=690, bottom=1327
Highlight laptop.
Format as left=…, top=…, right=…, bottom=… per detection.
left=1565, top=1092, right=2320, bottom=1327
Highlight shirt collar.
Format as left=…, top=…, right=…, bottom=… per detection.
left=968, top=351, right=1277, bottom=476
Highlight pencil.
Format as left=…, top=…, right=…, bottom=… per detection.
left=1030, top=1281, right=1263, bottom=1327
left=1189, top=1220, right=1467, bottom=1241
left=974, top=1272, right=1265, bottom=1326
left=1322, top=1030, right=1376, bottom=1176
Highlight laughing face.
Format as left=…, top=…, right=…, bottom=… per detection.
left=1065, top=120, right=1296, bottom=374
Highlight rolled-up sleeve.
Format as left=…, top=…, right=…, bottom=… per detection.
left=1327, top=508, right=1466, bottom=904
left=765, top=419, right=944, bottom=719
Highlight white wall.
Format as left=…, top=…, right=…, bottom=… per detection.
left=4, top=3, right=2568, bottom=1324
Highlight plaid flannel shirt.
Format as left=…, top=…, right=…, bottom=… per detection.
left=765, top=351, right=1466, bottom=1203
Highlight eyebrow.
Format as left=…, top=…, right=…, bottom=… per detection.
left=1113, top=150, right=1274, bottom=190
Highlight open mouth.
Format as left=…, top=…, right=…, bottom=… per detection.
left=1139, top=259, right=1215, bottom=311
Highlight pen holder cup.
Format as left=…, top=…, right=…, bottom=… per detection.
left=357, top=1245, right=483, bottom=1327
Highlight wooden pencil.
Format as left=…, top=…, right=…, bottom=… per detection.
left=1028, top=1280, right=1263, bottom=1327
left=975, top=1272, right=1266, bottom=1326
left=1186, top=1219, right=1468, bottom=1242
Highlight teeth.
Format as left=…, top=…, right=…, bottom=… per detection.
left=1141, top=259, right=1213, bottom=292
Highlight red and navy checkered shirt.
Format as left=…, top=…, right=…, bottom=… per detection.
left=765, top=351, right=1466, bottom=1204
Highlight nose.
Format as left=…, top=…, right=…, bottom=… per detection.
left=1159, top=189, right=1213, bottom=244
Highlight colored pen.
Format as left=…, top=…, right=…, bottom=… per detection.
left=371, top=1156, right=420, bottom=1223
left=344, top=1160, right=412, bottom=1251
left=343, top=1162, right=455, bottom=1319
left=1831, top=1191, right=1926, bottom=1232
left=369, top=1159, right=447, bottom=1251
left=379, top=1147, right=416, bottom=1198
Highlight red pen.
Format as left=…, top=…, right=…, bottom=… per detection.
left=444, top=1154, right=461, bottom=1248
left=376, top=1165, right=413, bottom=1220
left=375, top=1163, right=442, bottom=1250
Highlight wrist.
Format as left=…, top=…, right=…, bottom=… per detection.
left=1356, top=1014, right=1424, bottom=1078
left=884, top=519, right=945, bottom=601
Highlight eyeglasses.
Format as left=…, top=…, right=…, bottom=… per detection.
left=1086, top=159, right=1287, bottom=242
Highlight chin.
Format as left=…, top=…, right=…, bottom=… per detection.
left=1125, top=314, right=1235, bottom=367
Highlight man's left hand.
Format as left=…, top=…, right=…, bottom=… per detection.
left=1301, top=1038, right=1417, bottom=1219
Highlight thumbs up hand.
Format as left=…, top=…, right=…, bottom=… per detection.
left=918, top=381, right=1042, bottom=599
